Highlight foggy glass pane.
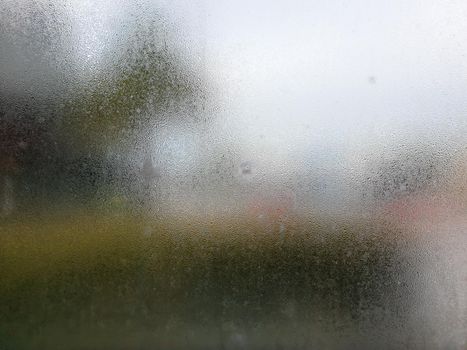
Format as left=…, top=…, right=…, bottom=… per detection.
left=1, top=1, right=467, bottom=349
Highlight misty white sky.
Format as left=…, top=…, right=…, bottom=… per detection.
left=201, top=0, right=467, bottom=163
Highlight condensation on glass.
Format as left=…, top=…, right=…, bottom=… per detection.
left=1, top=0, right=467, bottom=349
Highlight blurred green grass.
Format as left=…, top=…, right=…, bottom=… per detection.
left=0, top=212, right=410, bottom=349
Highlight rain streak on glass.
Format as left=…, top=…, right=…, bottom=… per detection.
left=1, top=0, right=467, bottom=349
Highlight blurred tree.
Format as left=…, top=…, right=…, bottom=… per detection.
left=62, top=21, right=204, bottom=151
left=366, top=146, right=450, bottom=203
left=0, top=0, right=205, bottom=215
left=0, top=0, right=74, bottom=215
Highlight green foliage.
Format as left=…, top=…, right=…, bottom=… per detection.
left=63, top=27, right=203, bottom=150
left=0, top=214, right=411, bottom=349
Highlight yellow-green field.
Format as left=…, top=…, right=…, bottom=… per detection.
left=0, top=212, right=411, bottom=349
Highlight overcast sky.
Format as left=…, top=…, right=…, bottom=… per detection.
left=200, top=0, right=467, bottom=162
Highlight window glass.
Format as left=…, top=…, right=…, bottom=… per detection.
left=1, top=1, right=467, bottom=348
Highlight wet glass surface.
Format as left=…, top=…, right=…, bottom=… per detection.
left=1, top=1, right=467, bottom=349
